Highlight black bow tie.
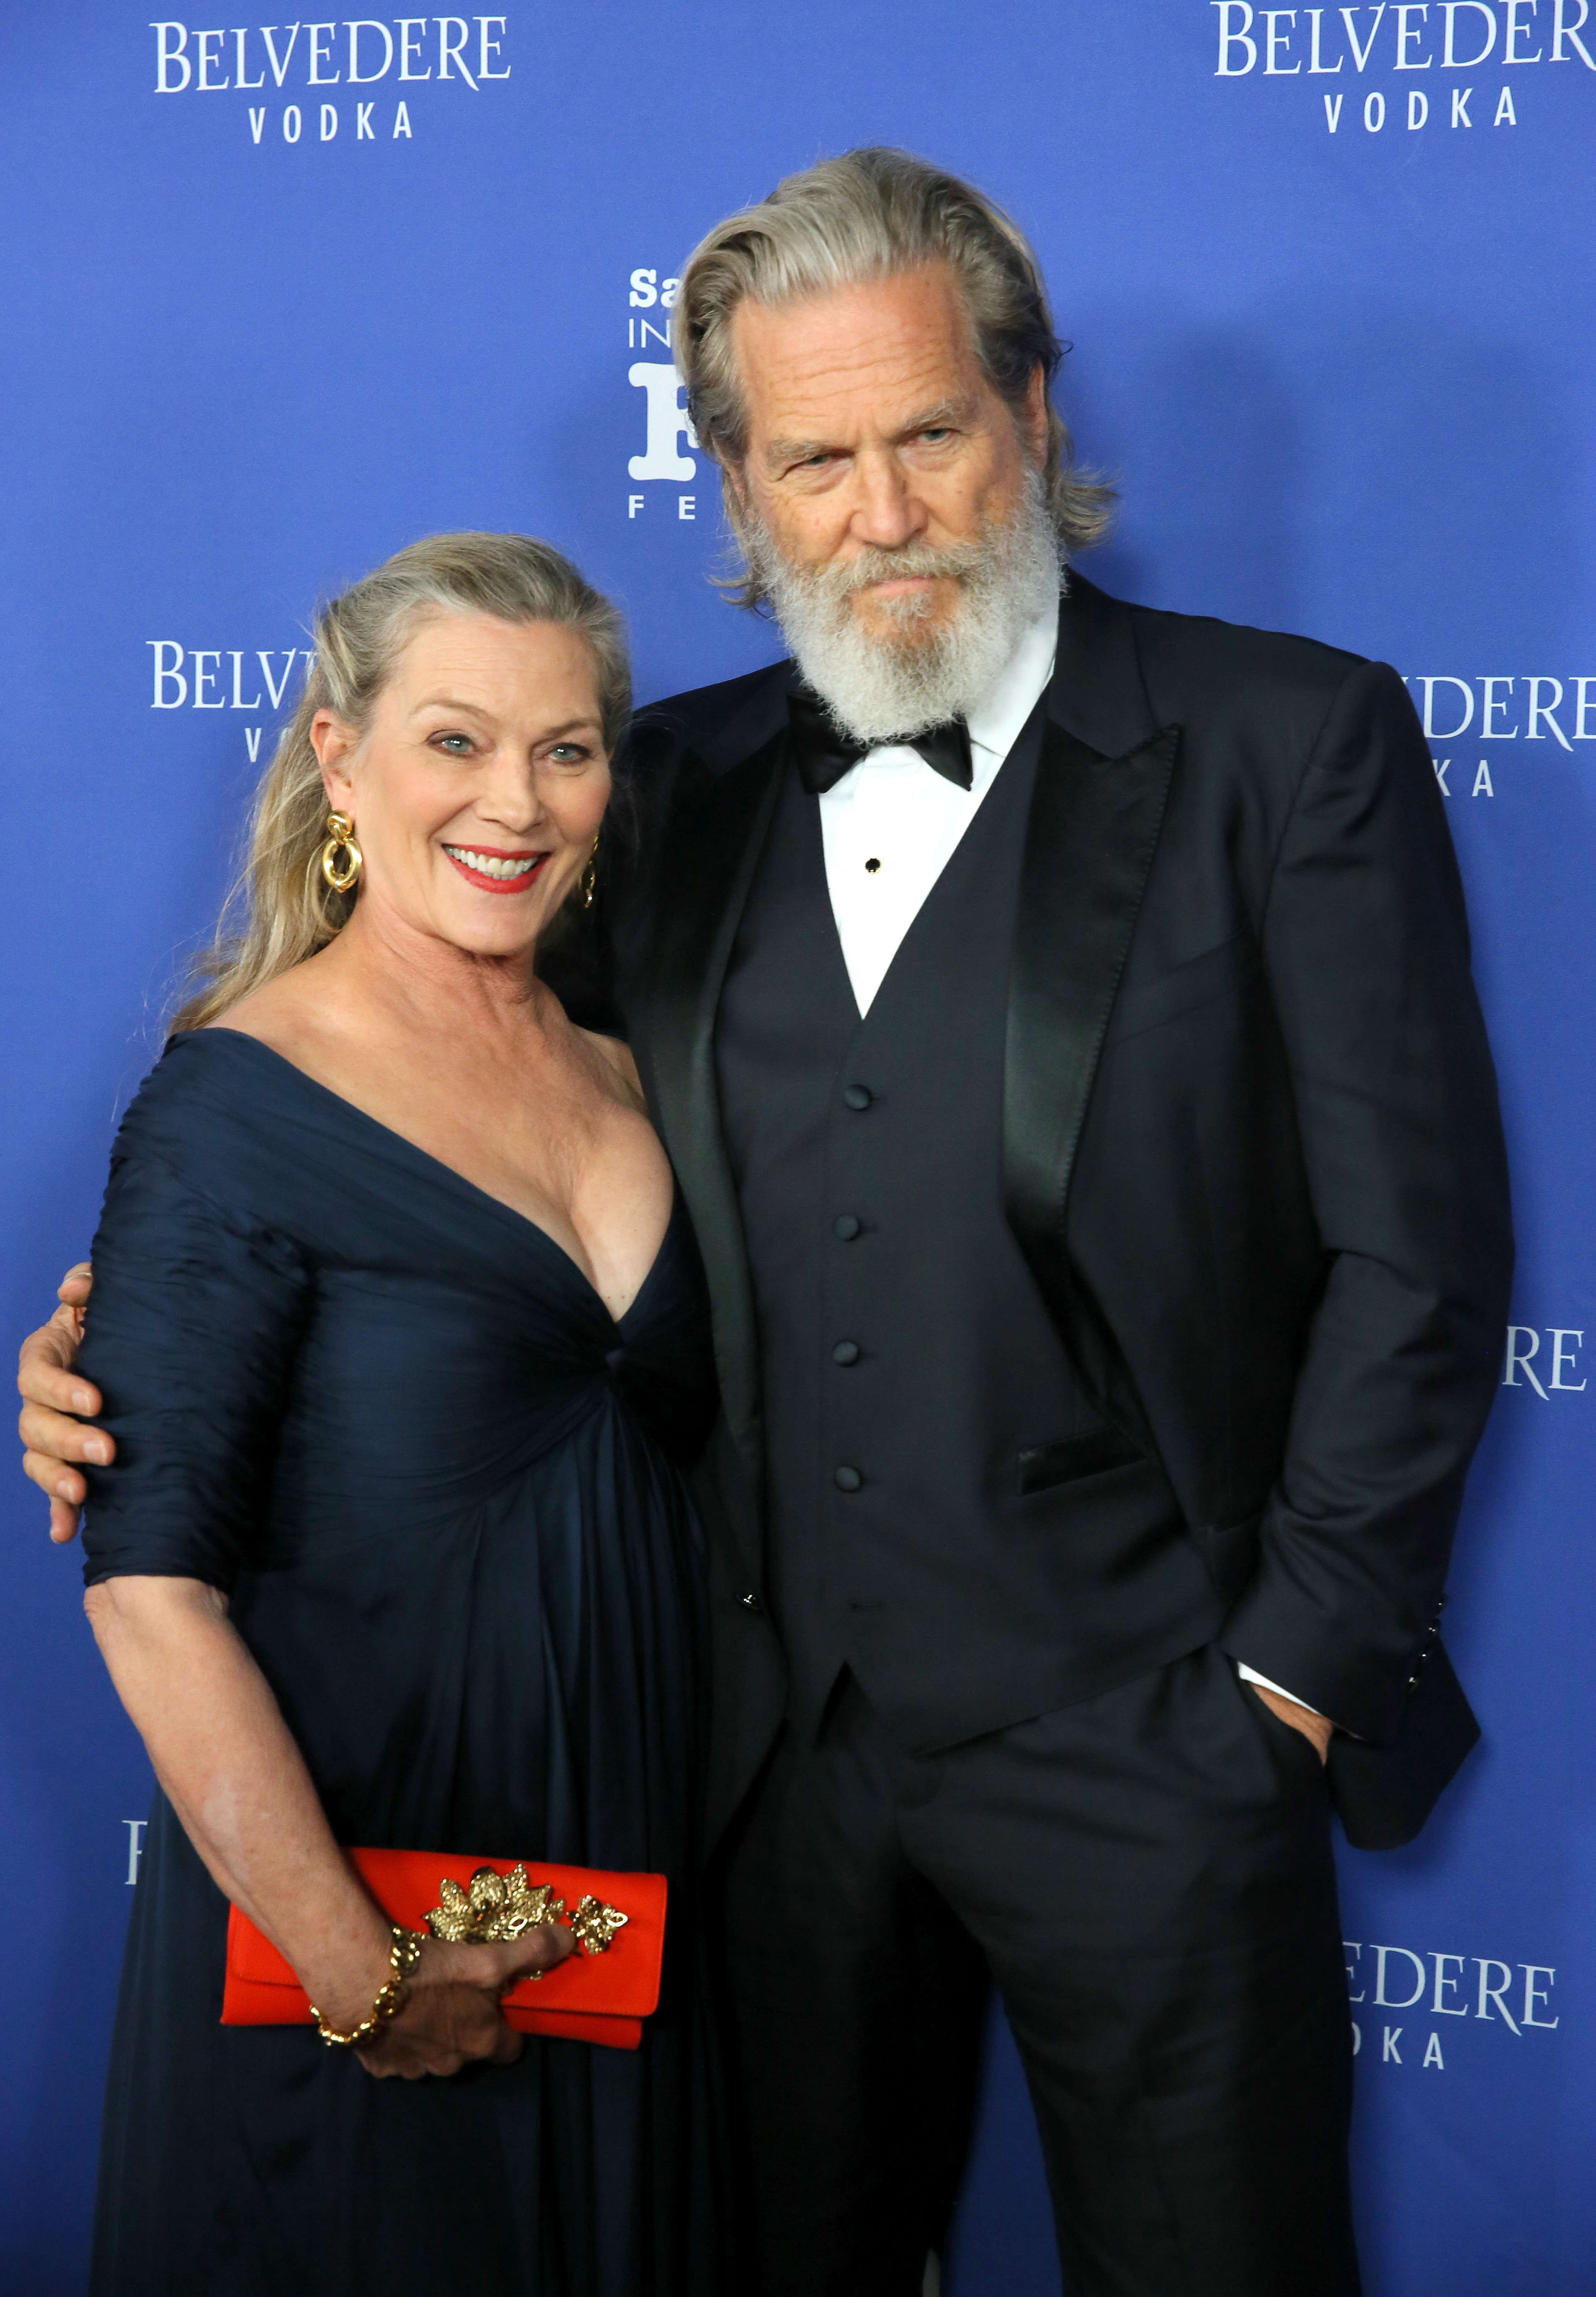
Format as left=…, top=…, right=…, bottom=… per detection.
left=787, top=684, right=974, bottom=796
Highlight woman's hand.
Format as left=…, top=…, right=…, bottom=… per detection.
left=354, top=1929, right=576, bottom=2080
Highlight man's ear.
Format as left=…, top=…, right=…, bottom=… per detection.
left=719, top=455, right=761, bottom=563
left=722, top=451, right=752, bottom=522
left=1022, top=363, right=1049, bottom=467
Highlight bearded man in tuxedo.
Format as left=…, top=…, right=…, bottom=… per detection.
left=20, top=149, right=1510, bottom=2297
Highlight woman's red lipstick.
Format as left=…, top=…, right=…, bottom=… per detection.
left=440, top=842, right=549, bottom=895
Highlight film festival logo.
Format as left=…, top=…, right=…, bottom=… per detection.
left=148, top=18, right=512, bottom=144
left=623, top=267, right=702, bottom=533
left=1402, top=671, right=1596, bottom=802
left=1208, top=0, right=1596, bottom=133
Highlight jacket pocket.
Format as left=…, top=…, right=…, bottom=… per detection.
left=1102, top=932, right=1253, bottom=1050
left=1017, top=1424, right=1145, bottom=1496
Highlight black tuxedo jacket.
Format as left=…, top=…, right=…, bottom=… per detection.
left=546, top=576, right=1513, bottom=1853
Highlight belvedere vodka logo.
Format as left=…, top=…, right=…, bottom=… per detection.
left=148, top=641, right=309, bottom=761
left=1209, top=2, right=1595, bottom=134
left=149, top=19, right=512, bottom=145
left=1400, top=671, right=1596, bottom=800
left=1502, top=1324, right=1587, bottom=1397
left=1344, top=1937, right=1562, bottom=2069
left=624, top=267, right=701, bottom=528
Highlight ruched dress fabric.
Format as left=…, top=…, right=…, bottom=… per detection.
left=79, top=1028, right=727, bottom=2297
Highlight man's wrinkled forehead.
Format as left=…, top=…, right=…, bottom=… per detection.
left=729, top=264, right=984, bottom=456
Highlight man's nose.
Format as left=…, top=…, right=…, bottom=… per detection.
left=847, top=449, right=927, bottom=550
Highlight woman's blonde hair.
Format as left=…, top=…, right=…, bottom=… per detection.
left=170, top=531, right=629, bottom=1035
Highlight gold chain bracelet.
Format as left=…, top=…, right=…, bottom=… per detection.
left=309, top=1924, right=426, bottom=2048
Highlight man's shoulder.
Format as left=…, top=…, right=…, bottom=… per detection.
left=628, top=654, right=792, bottom=775
left=1090, top=579, right=1381, bottom=734
left=1136, top=597, right=1363, bottom=689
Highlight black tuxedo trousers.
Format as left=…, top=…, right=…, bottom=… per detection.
left=718, top=1656, right=1355, bottom=2297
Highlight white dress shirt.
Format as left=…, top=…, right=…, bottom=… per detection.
left=813, top=602, right=1320, bottom=1725
left=817, top=606, right=1059, bottom=1017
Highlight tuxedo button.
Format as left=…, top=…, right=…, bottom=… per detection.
left=834, top=1214, right=861, bottom=1241
left=834, top=1465, right=863, bottom=1493
left=741, top=1592, right=762, bottom=1613
left=832, top=1340, right=861, bottom=1367
left=842, top=1084, right=872, bottom=1111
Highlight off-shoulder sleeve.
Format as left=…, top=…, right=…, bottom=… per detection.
left=79, top=1114, right=313, bottom=1594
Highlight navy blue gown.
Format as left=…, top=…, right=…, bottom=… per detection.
left=79, top=1028, right=727, bottom=2297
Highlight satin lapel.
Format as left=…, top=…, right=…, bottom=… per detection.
left=643, top=732, right=787, bottom=1523
left=1004, top=715, right=1180, bottom=1315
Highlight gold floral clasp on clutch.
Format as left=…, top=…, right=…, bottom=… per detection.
left=424, top=1864, right=629, bottom=1970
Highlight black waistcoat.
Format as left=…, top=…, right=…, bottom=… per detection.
left=716, top=718, right=1203, bottom=1750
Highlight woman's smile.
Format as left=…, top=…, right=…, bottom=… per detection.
left=440, top=841, right=550, bottom=893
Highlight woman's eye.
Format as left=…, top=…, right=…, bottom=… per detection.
left=436, top=733, right=473, bottom=755
left=547, top=743, right=590, bottom=764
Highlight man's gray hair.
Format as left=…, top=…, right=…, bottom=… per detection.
left=675, top=147, right=1116, bottom=604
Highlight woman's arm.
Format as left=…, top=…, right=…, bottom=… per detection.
left=87, top=1574, right=569, bottom=2078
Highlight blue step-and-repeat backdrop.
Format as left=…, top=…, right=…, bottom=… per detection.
left=1, top=6, right=1592, bottom=2289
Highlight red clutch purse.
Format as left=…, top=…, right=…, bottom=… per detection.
left=221, top=1850, right=667, bottom=2051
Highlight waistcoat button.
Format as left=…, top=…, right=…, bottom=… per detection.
left=833, top=1213, right=861, bottom=1241
left=832, top=1340, right=861, bottom=1366
left=834, top=1465, right=863, bottom=1492
left=842, top=1084, right=872, bottom=1111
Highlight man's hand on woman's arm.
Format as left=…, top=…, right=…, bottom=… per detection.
left=16, top=1263, right=108, bottom=1543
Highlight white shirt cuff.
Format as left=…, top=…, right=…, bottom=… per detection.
left=1236, top=1662, right=1325, bottom=1720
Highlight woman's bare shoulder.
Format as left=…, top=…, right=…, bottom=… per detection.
left=204, top=950, right=345, bottom=1062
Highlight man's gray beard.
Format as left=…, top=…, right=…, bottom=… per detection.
left=747, top=470, right=1062, bottom=746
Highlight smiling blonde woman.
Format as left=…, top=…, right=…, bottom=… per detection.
left=68, top=534, right=729, bottom=2297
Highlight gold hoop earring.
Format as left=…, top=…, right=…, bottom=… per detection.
left=320, top=810, right=363, bottom=893
left=579, top=836, right=599, bottom=910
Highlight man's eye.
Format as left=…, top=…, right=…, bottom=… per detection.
left=919, top=427, right=952, bottom=444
